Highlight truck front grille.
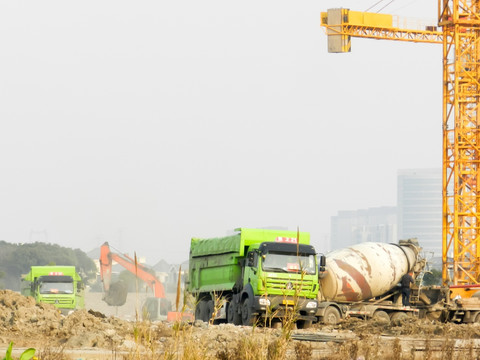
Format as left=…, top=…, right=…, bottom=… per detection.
left=265, top=278, right=316, bottom=296
left=42, top=298, right=74, bottom=306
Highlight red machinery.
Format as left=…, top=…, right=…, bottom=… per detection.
left=99, top=242, right=166, bottom=306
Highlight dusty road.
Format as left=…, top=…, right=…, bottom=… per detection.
left=2, top=289, right=480, bottom=359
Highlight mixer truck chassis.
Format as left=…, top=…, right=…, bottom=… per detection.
left=415, top=286, right=480, bottom=324
left=316, top=299, right=420, bottom=325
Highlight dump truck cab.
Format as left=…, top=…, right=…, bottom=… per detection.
left=21, top=266, right=84, bottom=314
left=238, top=241, right=319, bottom=326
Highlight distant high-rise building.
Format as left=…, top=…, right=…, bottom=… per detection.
left=330, top=207, right=397, bottom=250
left=397, top=168, right=442, bottom=258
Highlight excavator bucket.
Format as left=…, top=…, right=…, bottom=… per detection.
left=103, top=281, right=128, bottom=306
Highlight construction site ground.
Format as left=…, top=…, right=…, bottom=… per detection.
left=2, top=289, right=480, bottom=359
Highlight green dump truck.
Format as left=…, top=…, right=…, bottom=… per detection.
left=21, top=266, right=85, bottom=314
left=188, top=228, right=319, bottom=327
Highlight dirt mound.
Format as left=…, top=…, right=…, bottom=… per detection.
left=0, top=290, right=134, bottom=349
left=3, top=288, right=480, bottom=359
left=0, top=290, right=61, bottom=339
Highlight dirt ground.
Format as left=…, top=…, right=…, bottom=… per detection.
left=84, top=290, right=151, bottom=321
left=2, top=289, right=480, bottom=359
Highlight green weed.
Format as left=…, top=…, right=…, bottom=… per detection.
left=2, top=342, right=35, bottom=360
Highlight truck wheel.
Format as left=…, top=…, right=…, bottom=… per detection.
left=195, top=300, right=208, bottom=322
left=426, top=310, right=443, bottom=321
left=474, top=312, right=480, bottom=323
left=323, top=306, right=340, bottom=325
left=390, top=312, right=408, bottom=325
left=271, top=319, right=282, bottom=329
left=241, top=299, right=256, bottom=326
left=373, top=310, right=390, bottom=324
left=296, top=320, right=312, bottom=329
left=227, top=302, right=241, bottom=325
left=207, top=300, right=214, bottom=323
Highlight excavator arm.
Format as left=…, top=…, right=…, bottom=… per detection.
left=99, top=242, right=165, bottom=306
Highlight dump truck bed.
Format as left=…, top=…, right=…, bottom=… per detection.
left=189, top=228, right=310, bottom=294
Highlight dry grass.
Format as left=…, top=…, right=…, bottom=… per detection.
left=216, top=334, right=267, bottom=360
left=20, top=318, right=480, bottom=359
left=122, top=311, right=301, bottom=360
left=36, top=344, right=69, bottom=360
left=321, top=334, right=480, bottom=360
left=117, top=249, right=480, bottom=359
left=391, top=338, right=402, bottom=360
left=294, top=341, right=312, bottom=360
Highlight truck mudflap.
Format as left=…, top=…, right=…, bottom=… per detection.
left=251, top=295, right=318, bottom=321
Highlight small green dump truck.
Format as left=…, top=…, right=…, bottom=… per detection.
left=188, top=228, right=319, bottom=327
left=21, top=266, right=85, bottom=314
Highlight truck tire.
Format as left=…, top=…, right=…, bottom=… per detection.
left=323, top=306, right=340, bottom=325
left=207, top=300, right=214, bottom=323
left=474, top=312, right=480, bottom=323
left=227, top=302, right=241, bottom=325
left=390, top=312, right=408, bottom=325
left=241, top=299, right=256, bottom=326
left=296, top=320, right=312, bottom=329
left=373, top=310, right=390, bottom=324
left=271, top=319, right=282, bottom=329
left=426, top=310, right=443, bottom=321
left=195, top=300, right=208, bottom=322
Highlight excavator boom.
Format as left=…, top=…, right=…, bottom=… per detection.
left=99, top=242, right=165, bottom=306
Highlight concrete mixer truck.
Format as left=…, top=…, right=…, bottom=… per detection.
left=315, top=239, right=426, bottom=325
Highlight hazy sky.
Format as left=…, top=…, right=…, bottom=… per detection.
left=0, top=0, right=441, bottom=264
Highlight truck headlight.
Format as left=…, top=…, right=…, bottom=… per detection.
left=259, top=298, right=270, bottom=306
left=306, top=301, right=317, bottom=309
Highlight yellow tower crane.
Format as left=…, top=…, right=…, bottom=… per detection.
left=321, top=2, right=480, bottom=297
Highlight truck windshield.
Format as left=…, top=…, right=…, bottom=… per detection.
left=262, top=252, right=316, bottom=275
left=39, top=282, right=74, bottom=294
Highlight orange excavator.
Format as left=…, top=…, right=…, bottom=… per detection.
left=99, top=242, right=170, bottom=319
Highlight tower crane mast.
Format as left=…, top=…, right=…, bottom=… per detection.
left=321, top=1, right=480, bottom=292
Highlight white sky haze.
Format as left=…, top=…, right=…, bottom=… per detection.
left=0, top=0, right=441, bottom=264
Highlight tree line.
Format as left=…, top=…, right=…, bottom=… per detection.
left=0, top=241, right=97, bottom=291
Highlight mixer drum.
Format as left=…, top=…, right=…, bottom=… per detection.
left=319, top=242, right=418, bottom=302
